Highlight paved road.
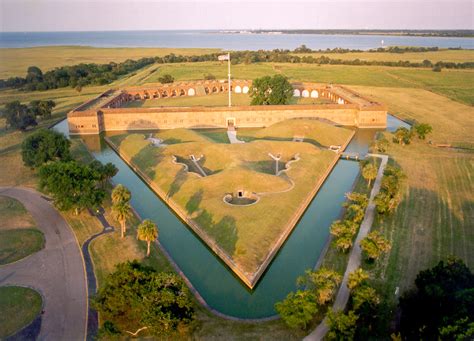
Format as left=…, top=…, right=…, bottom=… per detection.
left=304, top=154, right=388, bottom=341
left=0, top=187, right=87, bottom=341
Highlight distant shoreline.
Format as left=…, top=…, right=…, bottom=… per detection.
left=217, top=29, right=474, bottom=38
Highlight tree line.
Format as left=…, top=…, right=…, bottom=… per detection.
left=0, top=57, right=155, bottom=91
left=1, top=46, right=472, bottom=91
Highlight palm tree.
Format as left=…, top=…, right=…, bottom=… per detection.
left=347, top=268, right=369, bottom=290
left=112, top=201, right=132, bottom=238
left=111, top=184, right=131, bottom=204
left=137, top=219, right=158, bottom=257
left=111, top=184, right=132, bottom=238
left=362, top=163, right=378, bottom=188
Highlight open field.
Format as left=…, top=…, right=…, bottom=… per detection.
left=0, top=286, right=42, bottom=338
left=142, top=62, right=474, bottom=105
left=293, top=49, right=474, bottom=63
left=0, top=46, right=220, bottom=78
left=339, top=86, right=474, bottom=320
left=107, top=120, right=353, bottom=282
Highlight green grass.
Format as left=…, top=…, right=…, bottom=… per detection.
left=293, top=49, right=474, bottom=63
left=0, top=286, right=42, bottom=338
left=0, top=46, right=220, bottom=78
left=110, top=120, right=353, bottom=278
left=0, top=229, right=45, bottom=265
left=123, top=92, right=334, bottom=108
left=142, top=62, right=474, bottom=105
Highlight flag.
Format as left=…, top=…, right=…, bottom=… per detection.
left=218, top=54, right=230, bottom=61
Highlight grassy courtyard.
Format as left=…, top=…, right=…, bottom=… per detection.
left=107, top=119, right=353, bottom=282
left=0, top=286, right=42, bottom=338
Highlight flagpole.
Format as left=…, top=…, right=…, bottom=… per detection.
left=228, top=52, right=231, bottom=107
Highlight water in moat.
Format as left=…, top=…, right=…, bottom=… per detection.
left=53, top=116, right=407, bottom=318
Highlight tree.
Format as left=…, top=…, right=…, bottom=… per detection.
left=93, top=261, right=194, bottom=337
left=29, top=100, right=56, bottom=119
left=274, top=290, right=318, bottom=329
left=347, top=268, right=369, bottom=290
left=38, top=160, right=105, bottom=214
left=249, top=75, right=293, bottom=105
left=299, top=268, right=342, bottom=305
left=111, top=184, right=132, bottom=238
left=351, top=286, right=380, bottom=310
left=362, top=163, right=378, bottom=188
left=25, top=66, right=43, bottom=84
left=90, top=160, right=118, bottom=188
left=393, top=127, right=412, bottom=145
left=372, top=135, right=389, bottom=153
left=360, top=230, right=391, bottom=261
left=326, top=310, right=358, bottom=341
left=158, top=74, right=174, bottom=84
left=1, top=101, right=37, bottom=131
left=345, top=204, right=365, bottom=224
left=413, top=123, right=433, bottom=140
left=399, top=258, right=474, bottom=340
left=21, top=129, right=70, bottom=168
left=137, top=219, right=158, bottom=257
left=345, top=192, right=369, bottom=209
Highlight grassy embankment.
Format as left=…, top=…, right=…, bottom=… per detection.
left=108, top=120, right=353, bottom=278
left=0, top=286, right=42, bottom=338
left=0, top=196, right=44, bottom=265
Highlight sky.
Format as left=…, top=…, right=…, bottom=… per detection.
left=1, top=0, right=473, bottom=32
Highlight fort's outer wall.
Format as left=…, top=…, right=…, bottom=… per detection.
left=68, top=105, right=386, bottom=134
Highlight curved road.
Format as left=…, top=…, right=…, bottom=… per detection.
left=0, top=187, right=87, bottom=341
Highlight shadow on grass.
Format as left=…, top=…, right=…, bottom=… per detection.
left=185, top=189, right=203, bottom=214
left=131, top=144, right=164, bottom=179
left=167, top=168, right=187, bottom=199
left=194, top=209, right=238, bottom=255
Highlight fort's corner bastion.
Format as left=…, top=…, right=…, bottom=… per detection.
left=67, top=80, right=387, bottom=135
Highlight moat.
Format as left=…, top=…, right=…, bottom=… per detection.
left=53, top=116, right=408, bottom=319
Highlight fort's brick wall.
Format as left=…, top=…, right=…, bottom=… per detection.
left=67, top=81, right=387, bottom=134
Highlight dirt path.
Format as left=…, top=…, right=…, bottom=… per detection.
left=0, top=187, right=87, bottom=341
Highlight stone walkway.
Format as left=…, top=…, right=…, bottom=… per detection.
left=304, top=154, right=388, bottom=341
left=0, top=187, right=87, bottom=341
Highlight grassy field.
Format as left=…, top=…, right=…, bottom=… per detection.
left=337, top=86, right=474, bottom=327
left=293, top=49, right=474, bottom=63
left=108, top=120, right=353, bottom=279
left=142, top=62, right=474, bottom=105
left=0, top=196, right=44, bottom=265
left=0, top=46, right=220, bottom=78
left=124, top=92, right=334, bottom=108
left=0, top=286, right=42, bottom=338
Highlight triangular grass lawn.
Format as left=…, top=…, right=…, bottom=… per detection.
left=106, top=119, right=354, bottom=287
